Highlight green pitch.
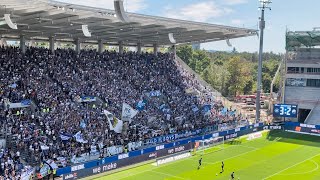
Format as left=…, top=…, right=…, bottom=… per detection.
left=93, top=131, right=320, bottom=180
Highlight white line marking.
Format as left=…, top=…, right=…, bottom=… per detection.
left=279, top=159, right=319, bottom=176
left=237, top=145, right=258, bottom=150
left=203, top=148, right=259, bottom=165
left=263, top=153, right=320, bottom=179
left=150, top=170, right=187, bottom=180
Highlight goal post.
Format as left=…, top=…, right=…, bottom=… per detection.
left=193, top=136, right=224, bottom=155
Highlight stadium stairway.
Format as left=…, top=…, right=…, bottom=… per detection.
left=174, top=55, right=243, bottom=115
left=305, top=99, right=320, bottom=125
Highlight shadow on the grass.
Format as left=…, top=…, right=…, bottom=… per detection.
left=226, top=139, right=242, bottom=145
left=266, top=130, right=320, bottom=148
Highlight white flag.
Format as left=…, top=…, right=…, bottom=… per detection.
left=73, top=131, right=87, bottom=143
left=122, top=103, right=138, bottom=123
left=104, top=110, right=123, bottom=133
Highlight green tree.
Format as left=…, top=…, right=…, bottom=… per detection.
left=176, top=45, right=193, bottom=65
left=226, top=57, right=252, bottom=96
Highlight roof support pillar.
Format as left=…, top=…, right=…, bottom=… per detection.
left=119, top=41, right=124, bottom=55
left=137, top=42, right=142, bottom=54
left=172, top=45, right=176, bottom=59
left=0, top=38, right=7, bottom=47
left=20, top=35, right=26, bottom=54
left=49, top=36, right=55, bottom=55
left=153, top=43, right=158, bottom=56
left=75, top=38, right=80, bottom=54
left=98, top=40, right=104, bottom=54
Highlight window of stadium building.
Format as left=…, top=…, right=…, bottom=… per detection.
left=306, top=79, right=320, bottom=87
left=287, top=67, right=300, bottom=73
left=307, top=68, right=320, bottom=74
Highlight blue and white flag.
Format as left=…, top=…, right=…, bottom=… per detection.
left=103, top=110, right=123, bottom=133
left=202, top=104, right=212, bottom=114
left=150, top=90, right=161, bottom=97
left=80, top=120, right=86, bottom=129
left=122, top=103, right=138, bottom=123
left=191, top=105, right=199, bottom=113
left=73, top=131, right=88, bottom=143
left=137, top=100, right=146, bottom=111
left=221, top=107, right=228, bottom=115
left=9, top=83, right=17, bottom=88
left=59, top=133, right=72, bottom=141
left=159, top=104, right=166, bottom=111
left=159, top=104, right=170, bottom=115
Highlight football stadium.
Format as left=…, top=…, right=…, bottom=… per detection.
left=0, top=0, right=320, bottom=180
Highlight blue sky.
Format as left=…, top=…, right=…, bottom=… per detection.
left=58, top=0, right=320, bottom=53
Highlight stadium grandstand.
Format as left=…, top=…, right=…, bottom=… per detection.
left=0, top=0, right=258, bottom=179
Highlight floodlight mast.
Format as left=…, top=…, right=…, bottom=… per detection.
left=256, top=0, right=271, bottom=123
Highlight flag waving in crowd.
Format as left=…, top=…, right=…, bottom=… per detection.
left=122, top=103, right=139, bottom=123
left=104, top=110, right=123, bottom=133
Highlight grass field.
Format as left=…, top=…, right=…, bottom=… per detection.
left=92, top=130, right=320, bottom=180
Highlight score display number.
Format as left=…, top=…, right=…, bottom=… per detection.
left=273, top=104, right=298, bottom=118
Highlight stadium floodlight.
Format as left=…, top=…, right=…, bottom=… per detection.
left=4, top=14, right=18, bottom=29
left=168, top=33, right=176, bottom=44
left=81, top=25, right=91, bottom=37
left=114, top=0, right=130, bottom=22
left=256, top=0, right=271, bottom=123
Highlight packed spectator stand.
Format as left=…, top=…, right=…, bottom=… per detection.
left=0, top=46, right=248, bottom=179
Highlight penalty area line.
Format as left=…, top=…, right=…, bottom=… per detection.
left=279, top=159, right=319, bottom=176
left=262, top=153, right=320, bottom=180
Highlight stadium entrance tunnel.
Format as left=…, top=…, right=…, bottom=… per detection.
left=299, top=108, right=311, bottom=123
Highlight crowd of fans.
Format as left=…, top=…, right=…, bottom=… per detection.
left=0, top=46, right=247, bottom=179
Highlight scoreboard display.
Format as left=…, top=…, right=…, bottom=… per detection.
left=273, top=104, right=298, bottom=118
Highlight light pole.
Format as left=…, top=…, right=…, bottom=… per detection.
left=256, top=0, right=271, bottom=123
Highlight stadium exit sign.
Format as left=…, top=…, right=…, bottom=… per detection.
left=273, top=104, right=298, bottom=118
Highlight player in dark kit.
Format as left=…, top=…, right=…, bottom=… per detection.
left=198, top=157, right=202, bottom=170
left=231, top=172, right=235, bottom=180
left=220, top=161, right=224, bottom=173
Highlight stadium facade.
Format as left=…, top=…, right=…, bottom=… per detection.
left=283, top=30, right=320, bottom=124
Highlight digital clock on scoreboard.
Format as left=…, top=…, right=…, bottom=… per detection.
left=273, top=104, right=298, bottom=118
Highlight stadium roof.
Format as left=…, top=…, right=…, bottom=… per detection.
left=286, top=30, right=320, bottom=51
left=0, top=0, right=257, bottom=46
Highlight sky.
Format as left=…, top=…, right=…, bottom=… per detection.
left=57, top=0, right=320, bottom=53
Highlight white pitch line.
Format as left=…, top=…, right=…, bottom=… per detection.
left=262, top=153, right=320, bottom=180
left=237, top=145, right=258, bottom=150
left=150, top=170, right=187, bottom=180
left=279, top=159, right=319, bottom=176
left=203, top=148, right=259, bottom=165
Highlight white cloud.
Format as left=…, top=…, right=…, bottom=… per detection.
left=56, top=0, right=147, bottom=12
left=223, top=0, right=248, bottom=5
left=165, top=1, right=232, bottom=22
left=231, top=19, right=244, bottom=25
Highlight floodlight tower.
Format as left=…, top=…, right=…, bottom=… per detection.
left=256, top=0, right=271, bottom=123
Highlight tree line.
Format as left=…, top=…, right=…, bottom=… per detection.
left=176, top=45, right=282, bottom=97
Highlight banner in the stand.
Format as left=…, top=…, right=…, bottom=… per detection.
left=76, top=96, right=96, bottom=103
left=59, top=133, right=72, bottom=141
left=7, top=99, right=31, bottom=109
